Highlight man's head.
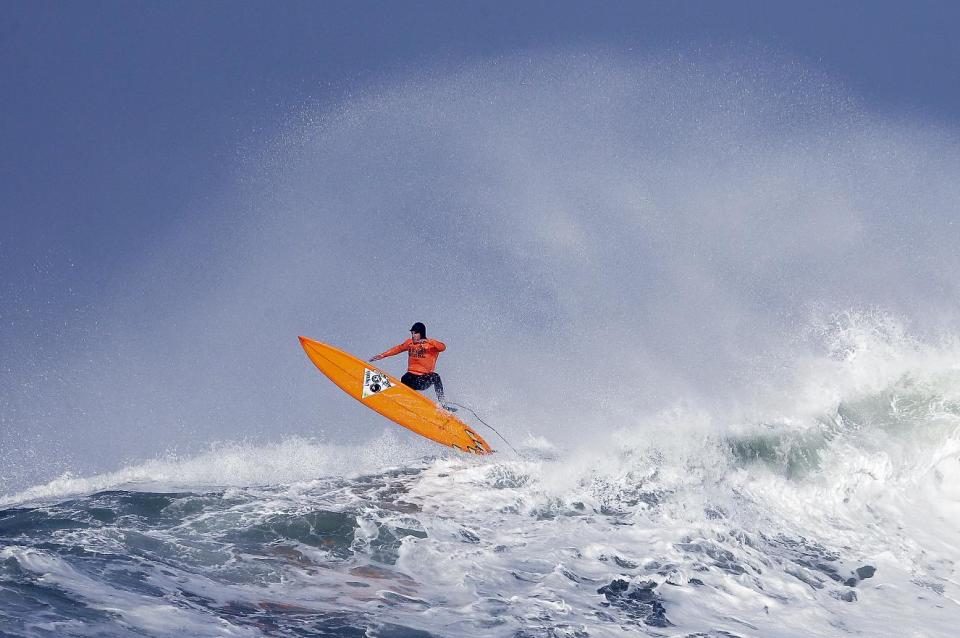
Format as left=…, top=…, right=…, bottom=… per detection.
left=410, top=322, right=426, bottom=340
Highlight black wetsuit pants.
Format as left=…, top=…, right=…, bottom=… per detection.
left=401, top=372, right=445, bottom=402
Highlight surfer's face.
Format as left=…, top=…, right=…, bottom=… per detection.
left=410, top=330, right=422, bottom=341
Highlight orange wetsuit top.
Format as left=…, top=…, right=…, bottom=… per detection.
left=376, top=339, right=446, bottom=375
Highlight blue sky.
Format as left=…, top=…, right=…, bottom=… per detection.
left=3, top=0, right=959, bottom=291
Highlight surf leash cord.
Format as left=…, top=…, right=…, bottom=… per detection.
left=446, top=402, right=519, bottom=456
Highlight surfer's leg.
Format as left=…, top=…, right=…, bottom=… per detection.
left=401, top=373, right=429, bottom=391
left=429, top=373, right=445, bottom=402
left=402, top=372, right=445, bottom=402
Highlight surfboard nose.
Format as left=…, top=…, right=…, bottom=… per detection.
left=298, top=335, right=318, bottom=354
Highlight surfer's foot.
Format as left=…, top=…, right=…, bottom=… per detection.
left=439, top=402, right=457, bottom=412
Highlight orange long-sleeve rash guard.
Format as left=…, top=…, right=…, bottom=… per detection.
left=376, top=339, right=446, bottom=375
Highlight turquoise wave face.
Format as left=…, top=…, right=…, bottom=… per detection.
left=1, top=475, right=427, bottom=637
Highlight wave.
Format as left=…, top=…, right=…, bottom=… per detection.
left=4, top=46, right=960, bottom=635
left=0, top=432, right=440, bottom=508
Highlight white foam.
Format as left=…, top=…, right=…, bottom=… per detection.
left=0, top=430, right=435, bottom=507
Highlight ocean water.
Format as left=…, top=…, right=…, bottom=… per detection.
left=3, top=320, right=959, bottom=637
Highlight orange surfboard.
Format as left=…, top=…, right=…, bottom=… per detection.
left=298, top=337, right=493, bottom=455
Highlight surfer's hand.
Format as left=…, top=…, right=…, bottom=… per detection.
left=369, top=355, right=382, bottom=362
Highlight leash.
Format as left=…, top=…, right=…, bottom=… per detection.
left=446, top=401, right=519, bottom=456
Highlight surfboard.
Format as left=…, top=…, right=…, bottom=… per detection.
left=298, top=337, right=493, bottom=455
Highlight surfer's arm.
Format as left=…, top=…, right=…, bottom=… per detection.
left=370, top=341, right=410, bottom=361
left=425, top=339, right=446, bottom=352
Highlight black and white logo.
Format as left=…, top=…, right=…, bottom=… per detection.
left=362, top=368, right=394, bottom=398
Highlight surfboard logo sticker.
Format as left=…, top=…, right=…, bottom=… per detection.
left=362, top=369, right=394, bottom=398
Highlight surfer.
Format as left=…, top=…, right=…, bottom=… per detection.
left=370, top=322, right=448, bottom=404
